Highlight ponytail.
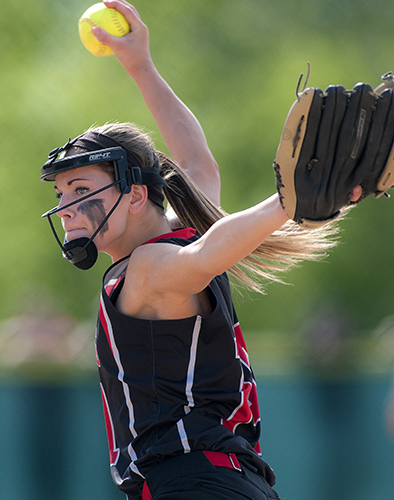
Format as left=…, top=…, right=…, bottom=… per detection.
left=158, top=152, right=342, bottom=294
left=87, top=123, right=342, bottom=294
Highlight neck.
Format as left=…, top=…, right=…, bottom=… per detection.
left=106, top=206, right=173, bottom=263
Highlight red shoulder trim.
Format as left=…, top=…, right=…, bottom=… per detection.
left=142, top=228, right=196, bottom=245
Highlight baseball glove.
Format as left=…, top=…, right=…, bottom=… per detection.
left=273, top=74, right=394, bottom=228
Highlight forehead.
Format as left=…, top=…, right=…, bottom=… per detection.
left=54, top=164, right=111, bottom=187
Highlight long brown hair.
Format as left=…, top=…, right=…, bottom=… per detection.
left=89, top=122, right=344, bottom=293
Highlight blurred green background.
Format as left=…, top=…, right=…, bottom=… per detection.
left=1, top=0, right=394, bottom=499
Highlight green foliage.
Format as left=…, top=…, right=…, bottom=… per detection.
left=2, top=0, right=394, bottom=340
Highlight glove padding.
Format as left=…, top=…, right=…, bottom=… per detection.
left=273, top=82, right=394, bottom=228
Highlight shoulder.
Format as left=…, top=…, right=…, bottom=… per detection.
left=127, top=228, right=198, bottom=282
left=131, top=240, right=182, bottom=274
left=114, top=241, right=183, bottom=318
left=114, top=229, right=214, bottom=319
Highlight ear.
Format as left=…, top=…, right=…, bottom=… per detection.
left=128, top=184, right=148, bottom=214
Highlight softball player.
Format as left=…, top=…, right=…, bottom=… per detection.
left=40, top=1, right=368, bottom=498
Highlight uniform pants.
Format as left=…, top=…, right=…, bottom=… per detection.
left=137, top=451, right=282, bottom=500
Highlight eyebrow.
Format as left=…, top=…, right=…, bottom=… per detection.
left=54, top=177, right=90, bottom=190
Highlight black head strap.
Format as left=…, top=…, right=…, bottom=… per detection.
left=41, top=130, right=168, bottom=207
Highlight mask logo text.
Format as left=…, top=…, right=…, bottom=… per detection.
left=89, top=152, right=111, bottom=162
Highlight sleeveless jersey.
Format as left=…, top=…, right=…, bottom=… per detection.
left=96, top=228, right=275, bottom=498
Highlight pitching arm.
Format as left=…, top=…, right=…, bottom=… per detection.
left=91, top=0, right=221, bottom=207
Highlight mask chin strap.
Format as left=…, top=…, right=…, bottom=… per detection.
left=62, top=237, right=98, bottom=270
left=43, top=181, right=127, bottom=270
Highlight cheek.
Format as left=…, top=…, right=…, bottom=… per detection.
left=77, top=199, right=109, bottom=233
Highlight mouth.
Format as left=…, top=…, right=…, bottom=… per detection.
left=64, top=228, right=88, bottom=241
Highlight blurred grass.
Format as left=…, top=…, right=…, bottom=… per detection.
left=1, top=0, right=394, bottom=373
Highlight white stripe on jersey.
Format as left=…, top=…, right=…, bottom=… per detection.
left=184, top=315, right=202, bottom=414
left=106, top=277, right=120, bottom=288
left=177, top=418, right=191, bottom=453
left=99, top=294, right=144, bottom=478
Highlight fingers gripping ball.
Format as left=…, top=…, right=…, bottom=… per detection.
left=78, top=3, right=130, bottom=56
left=273, top=83, right=394, bottom=228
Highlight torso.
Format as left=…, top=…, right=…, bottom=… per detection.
left=95, top=228, right=273, bottom=495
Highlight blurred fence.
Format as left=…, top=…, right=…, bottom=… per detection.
left=0, top=374, right=393, bottom=500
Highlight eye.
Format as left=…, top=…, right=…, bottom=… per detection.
left=76, top=186, right=89, bottom=196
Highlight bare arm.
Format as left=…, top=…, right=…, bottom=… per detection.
left=125, top=194, right=289, bottom=304
left=143, top=186, right=363, bottom=295
left=93, top=0, right=221, bottom=206
left=161, top=194, right=288, bottom=290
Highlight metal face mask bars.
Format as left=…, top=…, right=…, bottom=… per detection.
left=40, top=138, right=168, bottom=269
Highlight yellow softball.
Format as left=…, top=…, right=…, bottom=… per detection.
left=78, top=3, right=130, bottom=57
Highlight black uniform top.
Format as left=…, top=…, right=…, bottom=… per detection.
left=96, top=228, right=275, bottom=498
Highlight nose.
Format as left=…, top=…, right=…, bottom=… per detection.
left=56, top=195, right=76, bottom=220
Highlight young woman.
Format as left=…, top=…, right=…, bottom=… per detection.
left=40, top=1, right=362, bottom=498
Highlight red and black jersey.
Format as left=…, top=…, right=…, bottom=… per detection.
left=96, top=228, right=274, bottom=498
